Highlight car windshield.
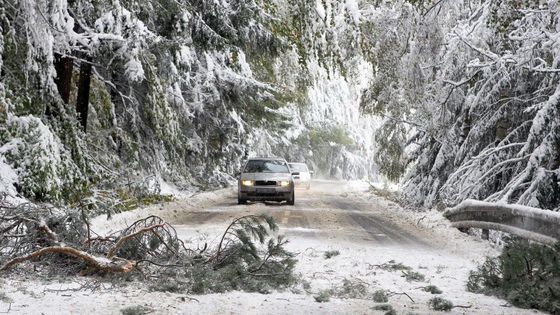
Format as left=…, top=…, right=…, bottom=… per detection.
left=244, top=160, right=289, bottom=173
left=289, top=163, right=308, bottom=172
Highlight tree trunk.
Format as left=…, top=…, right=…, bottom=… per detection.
left=76, top=57, right=92, bottom=132
left=54, top=53, right=74, bottom=104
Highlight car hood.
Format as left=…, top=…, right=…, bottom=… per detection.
left=241, top=173, right=292, bottom=181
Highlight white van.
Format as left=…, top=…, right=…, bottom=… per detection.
left=288, top=162, right=312, bottom=190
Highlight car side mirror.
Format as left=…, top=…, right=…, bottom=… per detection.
left=292, top=172, right=300, bottom=176
left=309, top=171, right=314, bottom=175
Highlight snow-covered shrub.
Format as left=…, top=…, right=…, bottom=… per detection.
left=181, top=216, right=297, bottom=294
left=372, top=289, right=389, bottom=303
left=428, top=297, right=454, bottom=311
left=422, top=285, right=443, bottom=295
left=336, top=278, right=369, bottom=299
left=313, top=290, right=331, bottom=303
left=120, top=305, right=152, bottom=315
left=467, top=240, right=560, bottom=314
left=323, top=250, right=340, bottom=259
left=0, top=115, right=85, bottom=202
left=372, top=304, right=394, bottom=313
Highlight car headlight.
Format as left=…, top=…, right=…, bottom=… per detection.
left=241, top=180, right=254, bottom=186
left=279, top=181, right=291, bottom=187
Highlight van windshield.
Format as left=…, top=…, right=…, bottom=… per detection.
left=244, top=160, right=289, bottom=173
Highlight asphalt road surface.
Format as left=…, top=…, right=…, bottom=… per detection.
left=173, top=180, right=432, bottom=248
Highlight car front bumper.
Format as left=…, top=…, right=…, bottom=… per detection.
left=239, top=186, right=293, bottom=201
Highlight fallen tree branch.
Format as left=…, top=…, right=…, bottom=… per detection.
left=1, top=207, right=296, bottom=294
left=0, top=246, right=135, bottom=273
left=4, top=216, right=59, bottom=243
left=36, top=220, right=59, bottom=243
left=453, top=304, right=473, bottom=309
left=84, top=235, right=117, bottom=244
left=135, top=259, right=182, bottom=268
left=107, top=224, right=165, bottom=258
left=388, top=290, right=415, bottom=303
left=180, top=296, right=200, bottom=303
left=215, top=215, right=253, bottom=263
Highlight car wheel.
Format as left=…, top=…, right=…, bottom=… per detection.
left=287, top=190, right=295, bottom=205
left=238, top=197, right=247, bottom=205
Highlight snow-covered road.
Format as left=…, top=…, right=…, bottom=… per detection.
left=174, top=180, right=431, bottom=247
left=2, top=180, right=545, bottom=314
left=137, top=180, right=544, bottom=314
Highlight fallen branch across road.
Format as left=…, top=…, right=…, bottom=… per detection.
left=0, top=201, right=297, bottom=294
left=444, top=199, right=560, bottom=244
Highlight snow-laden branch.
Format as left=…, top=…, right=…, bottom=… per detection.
left=400, top=1, right=560, bottom=209
left=453, top=30, right=499, bottom=61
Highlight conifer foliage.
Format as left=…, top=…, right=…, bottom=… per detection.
left=467, top=240, right=560, bottom=314
left=0, top=200, right=296, bottom=294
left=361, top=1, right=560, bottom=210
left=0, top=0, right=379, bottom=202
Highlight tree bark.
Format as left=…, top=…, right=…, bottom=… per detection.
left=53, top=53, right=74, bottom=104
left=76, top=57, right=92, bottom=132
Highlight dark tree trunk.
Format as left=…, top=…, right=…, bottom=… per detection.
left=54, top=53, right=74, bottom=104
left=76, top=58, right=92, bottom=132
left=481, top=228, right=489, bottom=240
left=52, top=1, right=77, bottom=110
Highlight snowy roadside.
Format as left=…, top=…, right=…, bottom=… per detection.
left=0, top=182, right=544, bottom=315
left=88, top=186, right=235, bottom=237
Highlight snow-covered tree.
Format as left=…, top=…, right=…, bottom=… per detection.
left=363, top=0, right=560, bottom=210
left=1, top=0, right=382, bottom=203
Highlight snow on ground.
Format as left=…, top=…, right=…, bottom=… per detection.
left=158, top=180, right=192, bottom=199
left=367, top=181, right=401, bottom=192
left=0, top=181, right=545, bottom=315
left=89, top=187, right=232, bottom=236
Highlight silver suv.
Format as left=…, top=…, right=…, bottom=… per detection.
left=238, top=157, right=296, bottom=205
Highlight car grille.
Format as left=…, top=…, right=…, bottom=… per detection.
left=247, top=191, right=283, bottom=197
left=255, top=180, right=277, bottom=186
